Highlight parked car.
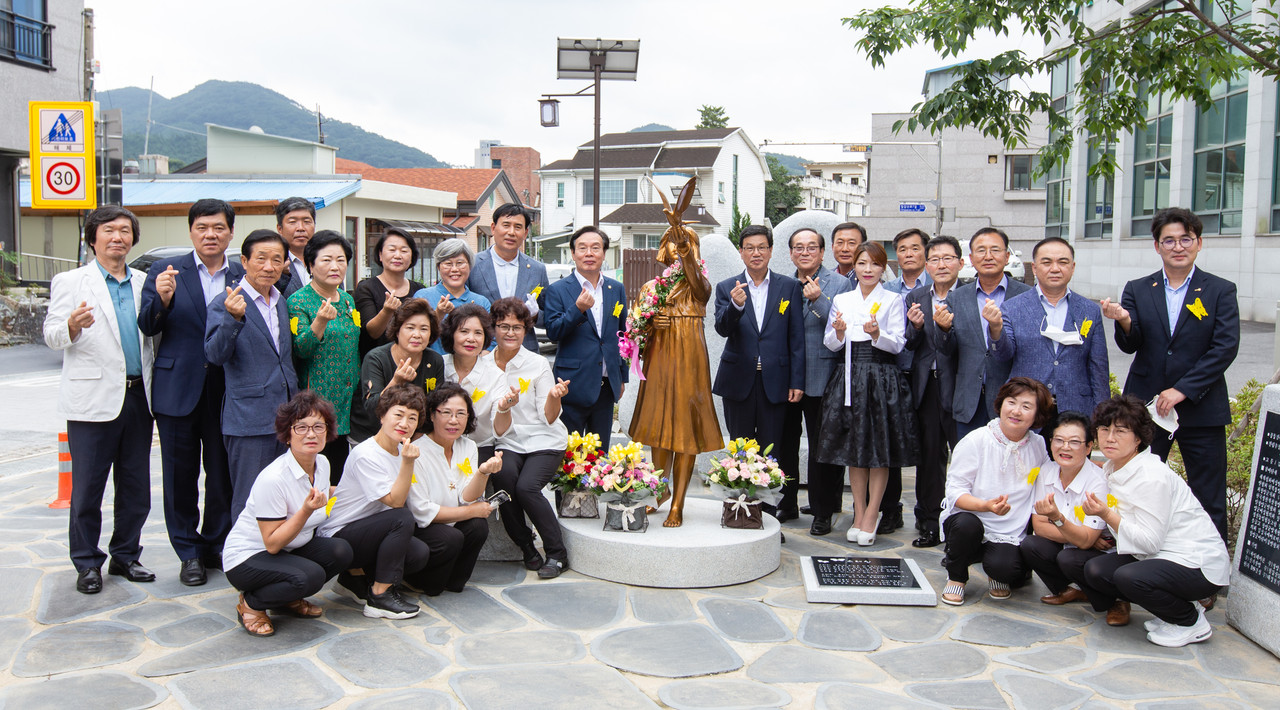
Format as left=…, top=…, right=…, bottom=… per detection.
left=128, top=246, right=242, bottom=273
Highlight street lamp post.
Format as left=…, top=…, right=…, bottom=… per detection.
left=540, top=38, right=639, bottom=227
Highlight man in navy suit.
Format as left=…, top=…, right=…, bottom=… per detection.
left=903, top=236, right=963, bottom=547
left=713, top=226, right=805, bottom=513
left=1103, top=207, right=1239, bottom=542
left=991, top=237, right=1109, bottom=418
left=205, top=230, right=298, bottom=519
left=138, top=199, right=245, bottom=586
left=942, top=227, right=1033, bottom=439
left=467, top=203, right=549, bottom=352
left=273, top=197, right=316, bottom=298
left=544, top=226, right=628, bottom=449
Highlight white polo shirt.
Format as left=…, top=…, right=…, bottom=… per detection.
left=445, top=353, right=507, bottom=447
left=223, top=452, right=331, bottom=572
left=1031, top=459, right=1109, bottom=546
left=409, top=434, right=482, bottom=527
left=491, top=346, right=569, bottom=454
left=318, top=438, right=401, bottom=537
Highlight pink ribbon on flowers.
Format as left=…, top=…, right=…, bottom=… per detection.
left=618, top=332, right=646, bottom=381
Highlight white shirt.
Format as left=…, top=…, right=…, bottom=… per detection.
left=444, top=352, right=506, bottom=446
left=1031, top=459, right=1109, bottom=546
left=196, top=258, right=229, bottom=306
left=491, top=249, right=520, bottom=299
left=250, top=284, right=282, bottom=351
left=319, top=438, right=401, bottom=537
left=1104, top=450, right=1230, bottom=585
left=824, top=283, right=906, bottom=405
left=941, top=425, right=1049, bottom=544
left=731, top=271, right=771, bottom=332
left=409, top=434, right=481, bottom=527
left=492, top=346, right=569, bottom=454
left=223, top=452, right=330, bottom=572
left=289, top=253, right=311, bottom=288
left=1163, top=265, right=1196, bottom=336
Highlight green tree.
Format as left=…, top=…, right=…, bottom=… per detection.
left=726, top=204, right=751, bottom=247
left=843, top=0, right=1279, bottom=178
left=763, top=155, right=802, bottom=225
left=696, top=105, right=729, bottom=129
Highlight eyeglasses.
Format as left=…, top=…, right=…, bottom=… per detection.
left=1051, top=437, right=1086, bottom=449
left=972, top=247, right=1006, bottom=257
left=292, top=423, right=328, bottom=435
left=496, top=324, right=525, bottom=334
left=1159, top=236, right=1198, bottom=250
left=926, top=256, right=960, bottom=266
left=434, top=409, right=469, bottom=421
left=790, top=245, right=820, bottom=254
left=741, top=246, right=771, bottom=255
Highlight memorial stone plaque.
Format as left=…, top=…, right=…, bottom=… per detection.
left=801, top=555, right=937, bottom=606
left=1238, top=411, right=1280, bottom=595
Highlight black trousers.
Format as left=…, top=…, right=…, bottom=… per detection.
left=723, top=372, right=787, bottom=462
left=1018, top=534, right=1105, bottom=595
left=493, top=449, right=566, bottom=560
left=407, top=517, right=488, bottom=594
left=915, top=374, right=958, bottom=533
left=331, top=507, right=429, bottom=586
left=942, top=512, right=1028, bottom=585
left=560, top=377, right=616, bottom=450
left=1151, top=425, right=1228, bottom=543
left=1082, top=553, right=1223, bottom=625
left=226, top=536, right=352, bottom=611
left=67, top=384, right=154, bottom=572
left=781, top=394, right=843, bottom=517
left=322, top=437, right=351, bottom=485
left=156, top=369, right=233, bottom=563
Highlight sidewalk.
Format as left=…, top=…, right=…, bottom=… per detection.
left=1, top=446, right=1277, bottom=709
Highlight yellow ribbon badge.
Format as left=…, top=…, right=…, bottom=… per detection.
left=1187, top=298, right=1208, bottom=320
left=424, top=377, right=437, bottom=392
left=1026, top=467, right=1040, bottom=485
left=289, top=316, right=299, bottom=336
left=352, top=309, right=361, bottom=328
left=1106, top=493, right=1118, bottom=508
left=471, top=388, right=486, bottom=402
left=458, top=458, right=473, bottom=476
left=1079, top=319, right=1093, bottom=338
left=518, top=377, right=531, bottom=394
left=779, top=299, right=790, bottom=315
left=411, top=475, right=418, bottom=484
left=1073, top=505, right=1085, bottom=523
left=869, top=302, right=881, bottom=316
left=530, top=286, right=543, bottom=299
left=325, top=496, right=337, bottom=516
left=613, top=302, right=623, bottom=317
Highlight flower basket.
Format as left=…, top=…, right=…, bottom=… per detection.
left=703, top=438, right=787, bottom=530
left=555, top=490, right=600, bottom=519
left=584, top=442, right=667, bottom=534
left=550, top=432, right=603, bottom=519
left=601, top=491, right=649, bottom=532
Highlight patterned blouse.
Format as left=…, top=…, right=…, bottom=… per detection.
left=289, top=284, right=360, bottom=435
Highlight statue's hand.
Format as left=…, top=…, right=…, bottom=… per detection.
left=652, top=314, right=671, bottom=330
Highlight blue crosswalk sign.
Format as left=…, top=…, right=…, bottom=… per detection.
left=47, top=113, right=76, bottom=143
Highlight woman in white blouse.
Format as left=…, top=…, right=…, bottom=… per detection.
left=939, top=377, right=1053, bottom=605
left=1079, top=395, right=1230, bottom=647
left=223, top=392, right=353, bottom=637
left=1018, top=411, right=1113, bottom=608
left=441, top=303, right=505, bottom=461
left=488, top=297, right=571, bottom=579
left=405, top=383, right=502, bottom=595
left=816, top=242, right=918, bottom=545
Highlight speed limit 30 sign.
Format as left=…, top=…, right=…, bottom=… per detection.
left=28, top=101, right=96, bottom=210
left=41, top=157, right=86, bottom=199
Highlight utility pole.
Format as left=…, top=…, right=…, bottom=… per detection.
left=317, top=105, right=326, bottom=144
left=143, top=77, right=154, bottom=155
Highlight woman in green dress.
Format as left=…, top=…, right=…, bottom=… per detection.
left=289, top=230, right=359, bottom=479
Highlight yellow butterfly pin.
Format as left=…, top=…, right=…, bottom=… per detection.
left=325, top=496, right=337, bottom=516
left=411, top=475, right=418, bottom=484
left=352, top=309, right=361, bottom=327
left=289, top=316, right=299, bottom=336
left=613, top=302, right=623, bottom=317
left=424, top=378, right=437, bottom=391
left=458, top=458, right=473, bottom=476
left=1187, top=298, right=1208, bottom=320
left=1106, top=493, right=1117, bottom=508
left=1073, top=505, right=1085, bottom=523
left=869, top=302, right=881, bottom=316
left=1026, top=467, right=1040, bottom=485
left=518, top=377, right=531, bottom=394
left=1079, top=319, right=1093, bottom=338
left=471, top=388, right=486, bottom=401
left=530, top=286, right=543, bottom=299
left=779, top=299, right=790, bottom=315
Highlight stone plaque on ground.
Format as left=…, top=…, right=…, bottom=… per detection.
left=801, top=555, right=936, bottom=606
left=1229, top=386, right=1280, bottom=660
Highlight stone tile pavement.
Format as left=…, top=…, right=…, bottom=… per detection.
left=1, top=447, right=1278, bottom=709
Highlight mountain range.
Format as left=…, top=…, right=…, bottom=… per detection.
left=97, top=81, right=448, bottom=170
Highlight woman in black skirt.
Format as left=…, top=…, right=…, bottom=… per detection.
left=817, top=242, right=917, bottom=546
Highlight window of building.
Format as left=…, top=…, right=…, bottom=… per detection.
left=582, top=179, right=638, bottom=206
left=2, top=0, right=52, bottom=67
left=809, top=170, right=822, bottom=177
left=633, top=233, right=661, bottom=249
left=491, top=158, right=502, bottom=168
left=556, top=182, right=565, bottom=208
left=1083, top=137, right=1115, bottom=239
left=851, top=177, right=859, bottom=186
left=1006, top=155, right=1045, bottom=191
left=1131, top=82, right=1173, bottom=237
left=733, top=155, right=739, bottom=210
left=718, top=181, right=725, bottom=203
left=1273, top=92, right=1280, bottom=232
left=1044, top=58, right=1073, bottom=238
left=1192, top=57, right=1249, bottom=234
left=832, top=173, right=842, bottom=182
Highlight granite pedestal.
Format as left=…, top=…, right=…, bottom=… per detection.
left=1227, top=383, right=1280, bottom=660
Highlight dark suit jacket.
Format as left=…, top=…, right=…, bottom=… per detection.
left=275, top=258, right=306, bottom=299
left=903, top=285, right=957, bottom=411
left=543, top=272, right=628, bottom=407
left=991, top=289, right=1109, bottom=417
left=941, top=277, right=1032, bottom=423
left=138, top=253, right=246, bottom=418
left=467, top=249, right=550, bottom=352
left=204, top=285, right=298, bottom=437
left=712, top=271, right=805, bottom=404
left=1115, top=268, right=1239, bottom=427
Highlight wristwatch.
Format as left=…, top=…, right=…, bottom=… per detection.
left=1052, top=517, right=1065, bottom=528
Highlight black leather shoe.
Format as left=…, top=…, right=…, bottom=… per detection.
left=775, top=508, right=800, bottom=523
left=521, top=543, right=545, bottom=571
left=912, top=531, right=942, bottom=548
left=877, top=508, right=904, bottom=535
left=202, top=553, right=223, bottom=571
left=76, top=567, right=102, bottom=594
left=809, top=515, right=833, bottom=536
left=179, top=558, right=207, bottom=586
left=799, top=505, right=812, bottom=515
left=538, top=557, right=567, bottom=579
left=107, top=559, right=156, bottom=583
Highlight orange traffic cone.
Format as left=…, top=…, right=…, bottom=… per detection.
left=49, top=432, right=72, bottom=509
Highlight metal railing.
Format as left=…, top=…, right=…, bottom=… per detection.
left=20, top=252, right=78, bottom=284
left=0, top=10, right=53, bottom=68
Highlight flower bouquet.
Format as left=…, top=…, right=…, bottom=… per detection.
left=549, top=432, right=603, bottom=519
left=617, top=257, right=708, bottom=381
left=704, top=438, right=787, bottom=530
left=584, top=441, right=667, bottom=533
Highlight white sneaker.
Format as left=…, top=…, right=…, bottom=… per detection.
left=1143, top=617, right=1171, bottom=633
left=1147, top=609, right=1212, bottom=648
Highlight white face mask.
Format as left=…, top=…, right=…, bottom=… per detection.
left=1147, top=396, right=1180, bottom=435
left=1040, top=323, right=1084, bottom=346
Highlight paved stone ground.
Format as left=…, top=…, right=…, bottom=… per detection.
left=1, top=445, right=1279, bottom=709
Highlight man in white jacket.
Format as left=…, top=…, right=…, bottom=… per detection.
left=44, top=205, right=156, bottom=594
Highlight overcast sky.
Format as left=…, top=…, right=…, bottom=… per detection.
left=89, top=0, right=1045, bottom=167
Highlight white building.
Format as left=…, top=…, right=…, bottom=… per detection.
left=1046, top=1, right=1280, bottom=322
left=799, top=161, right=868, bottom=220
left=536, top=128, right=769, bottom=266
